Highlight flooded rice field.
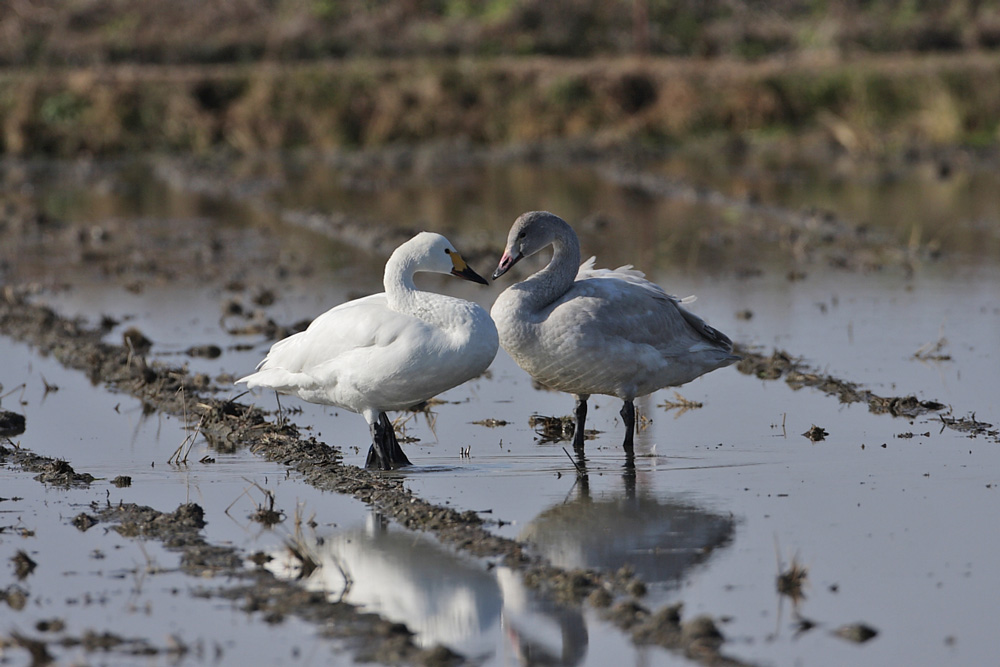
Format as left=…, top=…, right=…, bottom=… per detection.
left=1, top=145, right=999, bottom=666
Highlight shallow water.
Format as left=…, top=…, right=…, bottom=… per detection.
left=2, top=152, right=999, bottom=666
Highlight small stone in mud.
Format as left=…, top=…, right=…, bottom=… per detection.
left=35, top=460, right=95, bottom=487
left=0, top=410, right=26, bottom=436
left=735, top=309, right=753, bottom=320
left=417, top=644, right=461, bottom=667
left=472, top=418, right=508, bottom=427
left=252, top=507, right=284, bottom=526
left=122, top=327, right=152, bottom=353
left=35, top=618, right=65, bottom=633
left=73, top=513, right=98, bottom=531
left=252, top=289, right=277, bottom=306
left=627, top=579, right=648, bottom=597
left=221, top=297, right=244, bottom=316
left=8, top=631, right=50, bottom=664
left=12, top=550, right=37, bottom=579
left=1, top=585, right=29, bottom=610
left=248, top=551, right=273, bottom=567
left=185, top=344, right=222, bottom=359
left=631, top=603, right=683, bottom=644
left=681, top=615, right=724, bottom=646
left=803, top=425, right=828, bottom=442
left=587, top=586, right=613, bottom=608
left=529, top=414, right=576, bottom=442
left=834, top=622, right=879, bottom=643
left=605, top=599, right=650, bottom=629
left=111, top=475, right=132, bottom=488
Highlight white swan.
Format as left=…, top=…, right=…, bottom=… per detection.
left=237, top=232, right=499, bottom=470
left=490, top=211, right=738, bottom=454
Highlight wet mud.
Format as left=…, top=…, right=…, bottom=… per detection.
left=0, top=442, right=95, bottom=487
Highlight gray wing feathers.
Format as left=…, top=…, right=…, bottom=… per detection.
left=571, top=264, right=733, bottom=355
left=677, top=305, right=734, bottom=351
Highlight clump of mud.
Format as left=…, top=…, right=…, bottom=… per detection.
left=0, top=443, right=94, bottom=487
left=0, top=410, right=26, bottom=436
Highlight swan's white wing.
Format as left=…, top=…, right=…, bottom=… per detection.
left=238, top=292, right=496, bottom=412
left=237, top=294, right=413, bottom=396
left=577, top=256, right=684, bottom=303
left=249, top=294, right=389, bottom=372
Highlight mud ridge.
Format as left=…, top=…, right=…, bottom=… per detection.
left=0, top=443, right=95, bottom=487
left=732, top=345, right=973, bottom=423
left=0, top=291, right=753, bottom=666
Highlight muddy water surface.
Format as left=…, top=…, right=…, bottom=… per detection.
left=2, top=151, right=999, bottom=666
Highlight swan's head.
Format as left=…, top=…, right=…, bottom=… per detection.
left=493, top=211, right=569, bottom=280
left=397, top=232, right=489, bottom=285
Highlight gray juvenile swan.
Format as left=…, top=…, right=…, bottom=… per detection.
left=491, top=211, right=738, bottom=454
left=238, top=232, right=499, bottom=470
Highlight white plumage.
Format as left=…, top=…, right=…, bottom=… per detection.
left=490, top=211, right=738, bottom=453
left=238, top=232, right=499, bottom=469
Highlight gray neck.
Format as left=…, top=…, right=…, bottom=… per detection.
left=518, top=225, right=581, bottom=310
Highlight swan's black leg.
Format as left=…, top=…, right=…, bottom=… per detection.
left=572, top=395, right=589, bottom=451
left=365, top=412, right=412, bottom=470
left=620, top=399, right=635, bottom=455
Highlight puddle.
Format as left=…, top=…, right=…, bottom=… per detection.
left=2, top=151, right=999, bottom=666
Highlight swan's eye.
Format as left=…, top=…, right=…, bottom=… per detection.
left=517, top=231, right=526, bottom=239
left=444, top=248, right=451, bottom=254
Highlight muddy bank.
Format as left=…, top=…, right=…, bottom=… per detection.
left=0, top=290, right=753, bottom=666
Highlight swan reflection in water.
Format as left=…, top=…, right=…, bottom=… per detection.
left=520, top=462, right=736, bottom=584
left=265, top=512, right=587, bottom=664
left=265, top=468, right=733, bottom=664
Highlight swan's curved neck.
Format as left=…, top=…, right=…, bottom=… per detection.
left=521, top=227, right=581, bottom=309
left=383, top=252, right=422, bottom=314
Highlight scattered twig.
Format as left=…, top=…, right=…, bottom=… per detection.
left=40, top=375, right=59, bottom=395
left=561, top=447, right=587, bottom=477
left=913, top=330, right=951, bottom=362
left=658, top=391, right=704, bottom=417
left=0, top=383, right=27, bottom=406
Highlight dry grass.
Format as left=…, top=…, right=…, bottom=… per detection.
left=2, top=52, right=999, bottom=157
